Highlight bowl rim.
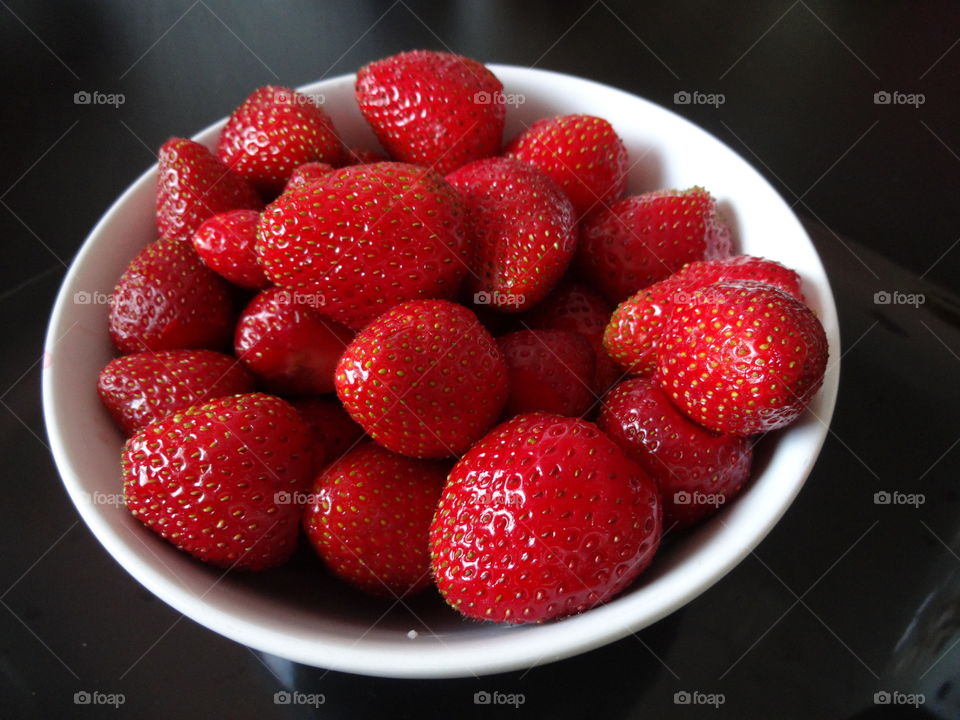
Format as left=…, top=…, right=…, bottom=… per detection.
left=42, top=63, right=841, bottom=678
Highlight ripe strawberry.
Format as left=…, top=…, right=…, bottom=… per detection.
left=156, top=137, right=261, bottom=243
left=446, top=157, right=577, bottom=313
left=108, top=236, right=235, bottom=354
left=122, top=393, right=313, bottom=570
left=497, top=329, right=595, bottom=417
left=430, top=413, right=661, bottom=623
left=578, top=187, right=732, bottom=304
left=356, top=50, right=505, bottom=175
left=303, top=442, right=447, bottom=597
left=335, top=300, right=508, bottom=458
left=234, top=287, right=354, bottom=395
left=282, top=161, right=335, bottom=193
left=604, top=255, right=805, bottom=377
left=598, top=378, right=752, bottom=528
left=256, top=162, right=467, bottom=329
left=191, top=209, right=269, bottom=289
left=341, top=147, right=388, bottom=166
left=98, top=349, right=254, bottom=435
left=217, top=86, right=343, bottom=194
left=291, top=396, right=366, bottom=473
left=657, top=282, right=828, bottom=436
left=505, top=114, right=627, bottom=217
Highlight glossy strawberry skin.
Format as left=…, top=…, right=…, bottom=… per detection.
left=191, top=209, right=270, bottom=289
left=291, top=396, right=366, bottom=474
left=281, top=161, right=334, bottom=193
left=98, top=349, right=254, bottom=435
left=446, top=157, right=577, bottom=313
left=156, top=138, right=261, bottom=244
left=429, top=413, right=662, bottom=624
left=355, top=50, right=505, bottom=175
left=335, top=300, right=509, bottom=458
left=256, top=162, right=467, bottom=329
left=578, top=187, right=732, bottom=304
left=122, top=393, right=313, bottom=570
left=234, top=287, right=354, bottom=395
left=505, top=114, right=627, bottom=217
left=217, top=86, right=343, bottom=194
left=108, top=236, right=236, bottom=354
left=669, top=255, right=804, bottom=302
left=598, top=378, right=752, bottom=528
left=303, top=442, right=448, bottom=597
left=497, top=329, right=595, bottom=418
left=657, top=282, right=828, bottom=436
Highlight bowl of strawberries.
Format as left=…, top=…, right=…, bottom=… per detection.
left=42, top=50, right=839, bottom=678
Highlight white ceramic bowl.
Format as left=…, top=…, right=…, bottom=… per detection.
left=42, top=65, right=840, bottom=678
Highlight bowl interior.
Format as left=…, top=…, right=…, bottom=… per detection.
left=42, top=65, right=840, bottom=678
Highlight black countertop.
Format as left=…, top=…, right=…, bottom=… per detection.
left=2, top=2, right=958, bottom=717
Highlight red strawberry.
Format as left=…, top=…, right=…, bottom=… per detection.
left=234, top=287, right=354, bottom=395
left=256, top=162, right=467, bottom=329
left=657, top=282, right=828, bottom=436
left=446, top=157, right=577, bottom=313
left=578, top=187, right=732, bottom=304
left=281, top=161, right=334, bottom=193
left=108, top=236, right=235, bottom=354
left=604, top=255, right=805, bottom=377
left=122, top=393, right=313, bottom=570
left=303, top=442, right=447, bottom=597
left=191, top=209, right=270, bottom=289
left=429, top=413, right=661, bottom=623
left=335, top=300, right=508, bottom=458
left=505, top=114, right=627, bottom=217
left=156, top=138, right=261, bottom=243
left=356, top=50, right=505, bottom=175
left=497, top=329, right=595, bottom=417
left=291, top=396, right=366, bottom=473
left=217, top=86, right=343, bottom=194
left=341, top=147, right=388, bottom=166
left=598, top=378, right=752, bottom=528
left=98, top=349, right=254, bottom=435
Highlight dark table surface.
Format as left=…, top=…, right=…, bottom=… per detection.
left=2, top=2, right=959, bottom=718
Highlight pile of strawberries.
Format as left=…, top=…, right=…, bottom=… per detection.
left=96, top=50, right=828, bottom=625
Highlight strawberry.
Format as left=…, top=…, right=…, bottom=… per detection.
left=303, top=442, right=447, bottom=597
left=291, top=396, right=366, bottom=473
left=156, top=137, right=261, bottom=243
left=497, top=329, right=595, bottom=418
left=281, top=161, right=334, bottom=193
left=657, top=282, right=828, bottom=436
left=355, top=50, right=505, bottom=175
left=234, top=287, right=354, bottom=395
left=216, top=86, right=343, bottom=194
left=446, top=157, right=577, bottom=313
left=98, top=349, right=254, bottom=435
left=578, top=187, right=732, bottom=304
left=429, top=413, right=661, bottom=623
left=341, top=147, right=388, bottom=166
left=122, top=393, right=313, bottom=570
left=191, top=209, right=270, bottom=289
left=108, top=236, right=235, bottom=354
left=505, top=114, right=627, bottom=217
left=335, top=300, right=508, bottom=458
left=604, top=255, right=806, bottom=377
left=256, top=162, right=467, bottom=329
left=598, top=378, right=752, bottom=528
